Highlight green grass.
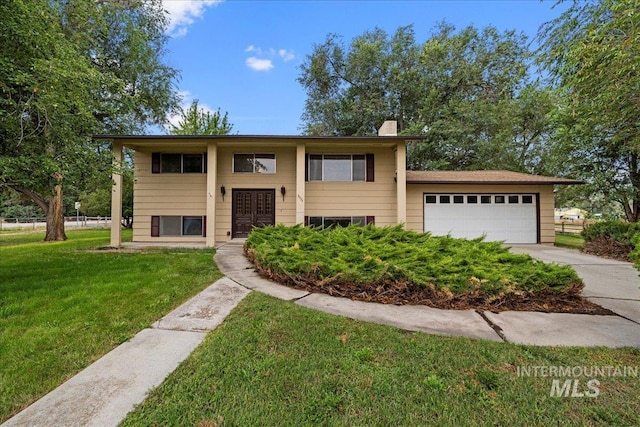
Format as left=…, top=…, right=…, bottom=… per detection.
left=0, top=229, right=222, bottom=422
left=123, top=293, right=640, bottom=426
left=555, top=233, right=585, bottom=250
left=245, top=225, right=581, bottom=295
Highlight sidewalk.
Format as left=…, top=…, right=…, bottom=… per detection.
left=215, top=241, right=640, bottom=348
left=2, top=278, right=249, bottom=427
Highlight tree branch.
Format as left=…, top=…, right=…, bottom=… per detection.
left=8, top=185, right=49, bottom=214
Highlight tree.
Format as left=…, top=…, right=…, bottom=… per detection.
left=169, top=100, right=233, bottom=135
left=298, top=25, right=422, bottom=136
left=298, top=24, right=553, bottom=172
left=538, top=0, right=640, bottom=221
left=0, top=0, right=180, bottom=241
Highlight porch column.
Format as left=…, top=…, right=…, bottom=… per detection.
left=206, top=142, right=217, bottom=247
left=110, top=141, right=123, bottom=247
left=396, top=141, right=407, bottom=225
left=296, top=142, right=306, bottom=224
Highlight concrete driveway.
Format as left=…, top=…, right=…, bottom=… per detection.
left=509, top=245, right=640, bottom=324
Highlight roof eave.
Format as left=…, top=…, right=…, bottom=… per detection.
left=406, top=180, right=584, bottom=185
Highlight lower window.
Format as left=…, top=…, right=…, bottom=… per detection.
left=307, top=216, right=373, bottom=228
left=152, top=216, right=205, bottom=237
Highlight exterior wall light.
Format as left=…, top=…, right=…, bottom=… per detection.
left=280, top=185, right=286, bottom=201
left=221, top=185, right=226, bottom=201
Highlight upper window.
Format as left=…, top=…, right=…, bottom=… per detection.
left=308, top=154, right=373, bottom=182
left=152, top=153, right=205, bottom=174
left=233, top=154, right=276, bottom=174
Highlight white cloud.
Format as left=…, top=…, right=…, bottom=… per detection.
left=162, top=0, right=222, bottom=37
left=278, top=49, right=295, bottom=62
left=244, top=46, right=294, bottom=71
left=246, top=57, right=274, bottom=72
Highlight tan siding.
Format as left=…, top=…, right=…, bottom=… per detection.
left=304, top=147, right=398, bottom=226
left=406, top=183, right=556, bottom=244
left=133, top=151, right=207, bottom=242
left=215, top=146, right=297, bottom=241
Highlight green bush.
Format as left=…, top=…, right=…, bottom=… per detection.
left=245, top=224, right=581, bottom=295
left=630, top=232, right=640, bottom=269
left=581, top=220, right=639, bottom=245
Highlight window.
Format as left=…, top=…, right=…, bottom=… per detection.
left=453, top=195, right=464, bottom=204
left=233, top=154, right=276, bottom=174
left=439, top=195, right=451, bottom=204
left=522, top=195, right=533, bottom=204
left=307, top=216, right=373, bottom=228
left=152, top=153, right=205, bottom=174
left=182, top=216, right=203, bottom=236
left=307, top=154, right=373, bottom=182
left=152, top=216, right=205, bottom=237
left=161, top=154, right=182, bottom=173
left=467, top=195, right=478, bottom=204
left=183, top=154, right=205, bottom=173
left=425, top=195, right=437, bottom=204
left=495, top=195, right=505, bottom=204
left=508, top=195, right=519, bottom=204
left=481, top=195, right=492, bottom=204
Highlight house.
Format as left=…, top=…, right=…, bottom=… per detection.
left=102, top=121, right=580, bottom=247
left=554, top=207, right=588, bottom=221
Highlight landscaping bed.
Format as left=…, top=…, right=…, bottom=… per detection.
left=245, top=225, right=610, bottom=314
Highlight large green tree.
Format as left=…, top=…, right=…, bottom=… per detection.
left=538, top=0, right=640, bottom=221
left=298, top=24, right=555, bottom=173
left=169, top=100, right=233, bottom=135
left=0, top=0, right=179, bottom=240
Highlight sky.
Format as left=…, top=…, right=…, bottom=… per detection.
left=160, top=0, right=567, bottom=136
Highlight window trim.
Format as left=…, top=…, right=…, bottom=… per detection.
left=232, top=153, right=276, bottom=174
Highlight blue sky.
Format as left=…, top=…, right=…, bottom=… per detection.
left=161, top=0, right=566, bottom=135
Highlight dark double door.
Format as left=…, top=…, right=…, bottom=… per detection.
left=232, top=189, right=276, bottom=238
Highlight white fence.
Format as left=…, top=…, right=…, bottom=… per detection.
left=0, top=217, right=112, bottom=230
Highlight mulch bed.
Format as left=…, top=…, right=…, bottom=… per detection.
left=247, top=258, right=614, bottom=316
left=583, top=236, right=633, bottom=262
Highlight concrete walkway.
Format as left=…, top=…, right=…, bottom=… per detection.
left=4, top=242, right=639, bottom=427
left=2, top=278, right=249, bottom=427
left=215, top=241, right=640, bottom=348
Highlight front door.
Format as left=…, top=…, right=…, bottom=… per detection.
left=232, top=189, right=276, bottom=238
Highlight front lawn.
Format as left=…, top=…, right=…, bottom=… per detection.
left=245, top=225, right=601, bottom=313
left=0, top=229, right=221, bottom=422
left=555, top=233, right=585, bottom=250
left=122, top=292, right=640, bottom=426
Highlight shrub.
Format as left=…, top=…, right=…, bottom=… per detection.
left=630, top=232, right=640, bottom=269
left=581, top=220, right=638, bottom=262
left=245, top=224, right=581, bottom=296
left=581, top=220, right=639, bottom=245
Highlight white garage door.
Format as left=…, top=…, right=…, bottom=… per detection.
left=424, top=194, right=537, bottom=244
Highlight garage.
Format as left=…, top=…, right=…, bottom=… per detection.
left=423, top=193, right=538, bottom=243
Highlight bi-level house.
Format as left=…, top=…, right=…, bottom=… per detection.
left=102, top=121, right=579, bottom=247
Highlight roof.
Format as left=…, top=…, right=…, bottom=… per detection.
left=94, top=134, right=421, bottom=140
left=94, top=133, right=424, bottom=150
left=406, top=170, right=583, bottom=185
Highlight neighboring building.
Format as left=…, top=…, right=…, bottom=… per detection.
left=102, top=121, right=580, bottom=247
left=554, top=207, right=588, bottom=221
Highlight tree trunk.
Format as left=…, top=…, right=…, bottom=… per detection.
left=45, top=182, right=67, bottom=241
